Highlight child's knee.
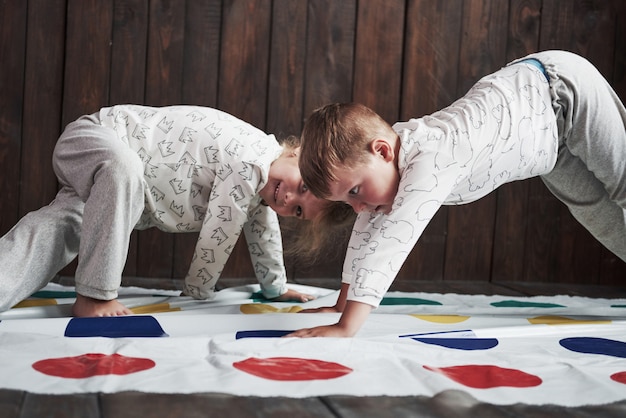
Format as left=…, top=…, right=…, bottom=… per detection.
left=96, top=151, right=145, bottom=190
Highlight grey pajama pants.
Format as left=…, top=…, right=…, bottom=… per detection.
left=0, top=114, right=146, bottom=311
left=528, top=51, right=626, bottom=262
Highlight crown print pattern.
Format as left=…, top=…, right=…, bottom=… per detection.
left=343, top=62, right=558, bottom=308
left=99, top=105, right=287, bottom=300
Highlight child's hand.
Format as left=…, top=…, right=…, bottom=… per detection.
left=271, top=288, right=315, bottom=303
left=286, top=300, right=373, bottom=338
left=285, top=323, right=354, bottom=338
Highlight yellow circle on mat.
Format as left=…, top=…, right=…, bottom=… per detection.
left=527, top=315, right=612, bottom=325
left=13, top=299, right=58, bottom=308
left=409, top=314, right=470, bottom=323
left=131, top=303, right=182, bottom=314
left=240, top=304, right=303, bottom=314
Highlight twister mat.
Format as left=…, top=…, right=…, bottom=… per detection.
left=1, top=283, right=626, bottom=406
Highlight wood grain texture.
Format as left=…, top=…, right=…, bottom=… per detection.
left=20, top=0, right=66, bottom=217
left=0, top=0, right=27, bottom=234
left=302, top=0, right=356, bottom=116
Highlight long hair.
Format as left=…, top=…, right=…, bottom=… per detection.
left=278, top=134, right=356, bottom=262
left=281, top=200, right=356, bottom=264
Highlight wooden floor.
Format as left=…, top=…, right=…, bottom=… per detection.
left=3, top=278, right=626, bottom=418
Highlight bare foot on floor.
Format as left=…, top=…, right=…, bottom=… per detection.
left=72, top=294, right=133, bottom=317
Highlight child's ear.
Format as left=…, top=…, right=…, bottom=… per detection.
left=370, top=138, right=394, bottom=162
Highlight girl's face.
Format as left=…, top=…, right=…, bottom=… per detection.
left=260, top=147, right=327, bottom=220
left=326, top=139, right=399, bottom=214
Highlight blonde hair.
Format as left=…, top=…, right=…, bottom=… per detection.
left=299, top=102, right=396, bottom=198
left=282, top=200, right=355, bottom=263
left=279, top=134, right=301, bottom=153
left=276, top=135, right=356, bottom=261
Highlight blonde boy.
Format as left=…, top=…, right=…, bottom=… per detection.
left=291, top=50, right=626, bottom=337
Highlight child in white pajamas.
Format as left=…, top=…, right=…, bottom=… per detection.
left=290, top=50, right=626, bottom=338
left=0, top=105, right=326, bottom=317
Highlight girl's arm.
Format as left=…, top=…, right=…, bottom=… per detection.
left=242, top=203, right=289, bottom=299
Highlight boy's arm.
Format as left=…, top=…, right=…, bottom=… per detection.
left=286, top=299, right=372, bottom=338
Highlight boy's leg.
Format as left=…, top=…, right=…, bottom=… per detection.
left=536, top=51, right=626, bottom=261
left=0, top=188, right=83, bottom=311
left=53, top=115, right=146, bottom=303
left=541, top=152, right=626, bottom=261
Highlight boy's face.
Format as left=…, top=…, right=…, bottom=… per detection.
left=260, top=147, right=327, bottom=220
left=326, top=139, right=399, bottom=214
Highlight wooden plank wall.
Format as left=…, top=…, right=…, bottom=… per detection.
left=1, top=0, right=625, bottom=287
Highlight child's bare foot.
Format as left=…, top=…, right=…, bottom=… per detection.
left=72, top=294, right=133, bottom=317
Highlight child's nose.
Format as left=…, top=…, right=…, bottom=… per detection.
left=284, top=191, right=293, bottom=206
left=350, top=201, right=367, bottom=213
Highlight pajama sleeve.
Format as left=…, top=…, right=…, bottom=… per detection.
left=242, top=204, right=288, bottom=299
left=342, top=144, right=460, bottom=308
left=183, top=161, right=259, bottom=300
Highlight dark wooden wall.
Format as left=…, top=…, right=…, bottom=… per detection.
left=1, top=0, right=625, bottom=287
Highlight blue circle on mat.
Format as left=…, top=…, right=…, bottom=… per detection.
left=560, top=337, right=626, bottom=358
left=412, top=338, right=499, bottom=350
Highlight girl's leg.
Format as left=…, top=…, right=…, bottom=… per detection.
left=53, top=115, right=146, bottom=305
left=0, top=188, right=83, bottom=311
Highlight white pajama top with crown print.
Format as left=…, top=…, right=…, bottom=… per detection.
left=98, top=105, right=287, bottom=300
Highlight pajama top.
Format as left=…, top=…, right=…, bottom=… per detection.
left=98, top=105, right=287, bottom=300
left=343, top=61, right=559, bottom=307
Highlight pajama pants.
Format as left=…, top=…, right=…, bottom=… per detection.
left=524, top=51, right=626, bottom=261
left=0, top=114, right=146, bottom=311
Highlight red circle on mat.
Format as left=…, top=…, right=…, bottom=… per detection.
left=424, top=364, right=542, bottom=389
left=233, top=357, right=352, bottom=381
left=32, top=353, right=155, bottom=378
left=610, top=371, right=626, bottom=384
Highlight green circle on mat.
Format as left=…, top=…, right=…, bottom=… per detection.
left=380, top=297, right=442, bottom=306
left=491, top=300, right=564, bottom=308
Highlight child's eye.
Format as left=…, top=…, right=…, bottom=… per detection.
left=302, top=184, right=309, bottom=193
left=296, top=206, right=303, bottom=218
left=349, top=186, right=359, bottom=195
